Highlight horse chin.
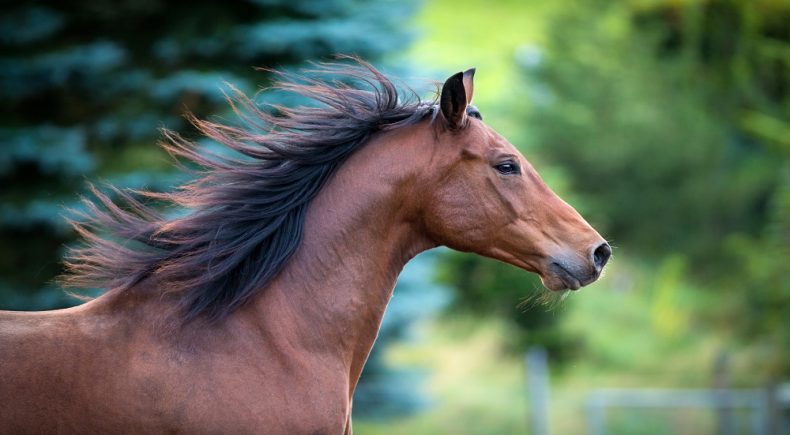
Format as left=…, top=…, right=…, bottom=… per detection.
left=540, top=274, right=578, bottom=292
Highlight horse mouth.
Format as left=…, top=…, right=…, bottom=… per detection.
left=546, top=262, right=589, bottom=291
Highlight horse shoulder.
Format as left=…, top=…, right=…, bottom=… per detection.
left=102, top=309, right=351, bottom=433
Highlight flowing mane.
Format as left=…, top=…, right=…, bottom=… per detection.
left=61, top=59, right=436, bottom=322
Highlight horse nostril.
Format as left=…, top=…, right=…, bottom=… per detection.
left=592, top=242, right=612, bottom=271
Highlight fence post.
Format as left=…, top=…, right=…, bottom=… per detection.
left=713, top=350, right=734, bottom=435
left=765, top=381, right=785, bottom=435
left=586, top=393, right=605, bottom=435
left=526, top=347, right=550, bottom=435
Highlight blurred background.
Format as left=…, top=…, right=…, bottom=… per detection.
left=1, top=0, right=788, bottom=433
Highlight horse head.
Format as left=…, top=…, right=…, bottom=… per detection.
left=419, top=69, right=610, bottom=291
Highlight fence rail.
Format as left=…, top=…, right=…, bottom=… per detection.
left=524, top=347, right=790, bottom=435
left=586, top=388, right=779, bottom=435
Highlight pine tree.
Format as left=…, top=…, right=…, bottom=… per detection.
left=1, top=0, right=425, bottom=418
left=0, top=0, right=418, bottom=309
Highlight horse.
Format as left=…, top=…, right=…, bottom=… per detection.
left=0, top=59, right=610, bottom=434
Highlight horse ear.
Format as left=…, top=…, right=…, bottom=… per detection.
left=462, top=68, right=475, bottom=104
left=440, top=68, right=475, bottom=128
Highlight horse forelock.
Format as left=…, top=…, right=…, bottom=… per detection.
left=61, top=58, right=438, bottom=323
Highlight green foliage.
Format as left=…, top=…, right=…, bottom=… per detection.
left=527, top=0, right=787, bottom=268
left=433, top=0, right=790, bottom=376
left=719, top=168, right=790, bottom=376
left=521, top=0, right=790, bottom=374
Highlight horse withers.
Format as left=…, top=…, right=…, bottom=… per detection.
left=0, top=60, right=610, bottom=433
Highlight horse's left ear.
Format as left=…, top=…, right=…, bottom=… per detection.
left=440, top=68, right=475, bottom=128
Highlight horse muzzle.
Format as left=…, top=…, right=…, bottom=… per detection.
left=543, top=242, right=611, bottom=291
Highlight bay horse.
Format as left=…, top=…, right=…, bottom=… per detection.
left=0, top=59, right=610, bottom=434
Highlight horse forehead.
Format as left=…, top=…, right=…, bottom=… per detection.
left=465, top=122, right=516, bottom=154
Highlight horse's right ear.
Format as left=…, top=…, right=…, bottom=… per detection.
left=440, top=68, right=475, bottom=129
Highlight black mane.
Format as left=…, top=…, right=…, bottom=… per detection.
left=62, top=59, right=436, bottom=322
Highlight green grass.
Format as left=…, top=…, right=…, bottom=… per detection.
left=356, top=256, right=759, bottom=434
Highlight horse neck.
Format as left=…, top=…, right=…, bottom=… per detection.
left=248, top=123, right=436, bottom=389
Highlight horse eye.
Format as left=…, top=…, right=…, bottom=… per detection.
left=494, top=162, right=520, bottom=175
